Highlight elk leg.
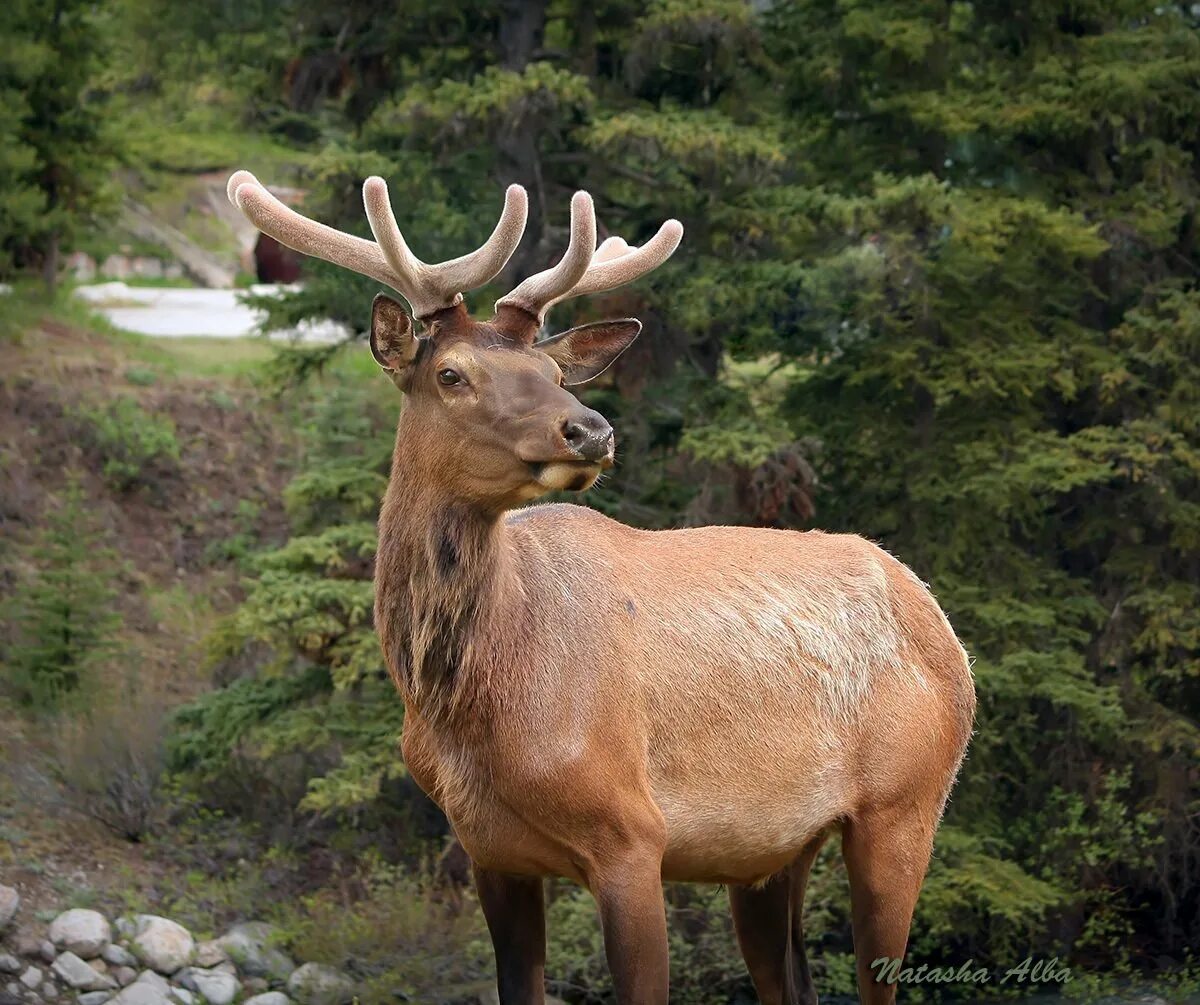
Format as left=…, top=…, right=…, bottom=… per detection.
left=841, top=807, right=938, bottom=1005
left=729, top=833, right=826, bottom=1005
left=472, top=863, right=546, bottom=1005
left=590, top=853, right=670, bottom=1005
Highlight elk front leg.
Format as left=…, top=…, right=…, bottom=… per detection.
left=589, top=847, right=670, bottom=1005
left=472, top=863, right=546, bottom=1005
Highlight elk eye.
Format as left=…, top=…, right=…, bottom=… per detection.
left=437, top=368, right=462, bottom=386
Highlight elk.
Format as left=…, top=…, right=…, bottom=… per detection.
left=227, top=170, right=976, bottom=1005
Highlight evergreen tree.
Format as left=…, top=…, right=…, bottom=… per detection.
left=168, top=0, right=1200, bottom=981
left=3, top=477, right=124, bottom=708
left=3, top=0, right=120, bottom=289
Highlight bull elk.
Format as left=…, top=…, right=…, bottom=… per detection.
left=227, top=170, right=975, bottom=1005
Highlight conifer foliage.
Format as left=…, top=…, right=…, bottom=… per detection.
left=158, top=0, right=1199, bottom=980
left=3, top=477, right=124, bottom=708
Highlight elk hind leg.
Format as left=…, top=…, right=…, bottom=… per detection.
left=841, top=805, right=938, bottom=1005
left=728, top=833, right=827, bottom=1005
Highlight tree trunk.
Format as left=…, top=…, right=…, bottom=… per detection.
left=42, top=230, right=60, bottom=295
left=495, top=0, right=550, bottom=296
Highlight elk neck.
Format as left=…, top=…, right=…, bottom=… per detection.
left=373, top=412, right=519, bottom=722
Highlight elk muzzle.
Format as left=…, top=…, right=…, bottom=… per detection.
left=561, top=408, right=614, bottom=463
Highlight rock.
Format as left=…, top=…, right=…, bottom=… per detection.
left=43, top=983, right=59, bottom=999
left=11, top=935, right=41, bottom=959
left=111, top=981, right=170, bottom=1005
left=0, top=959, right=17, bottom=976
left=49, top=910, right=112, bottom=959
left=91, top=959, right=110, bottom=975
left=132, top=917, right=194, bottom=976
left=169, top=988, right=195, bottom=1005
left=133, top=972, right=169, bottom=994
left=80, top=992, right=113, bottom=1005
left=114, top=920, right=135, bottom=941
left=18, top=968, right=41, bottom=990
left=241, top=979, right=268, bottom=995
left=285, top=965, right=353, bottom=1005
left=102, top=948, right=137, bottom=969
left=211, top=963, right=236, bottom=978
left=50, top=953, right=116, bottom=992
left=244, top=994, right=290, bottom=1005
left=39, top=942, right=57, bottom=965
left=0, top=886, right=19, bottom=931
left=65, top=251, right=97, bottom=283
left=190, top=945, right=226, bottom=971
left=113, top=968, right=137, bottom=988
left=217, top=923, right=294, bottom=983
left=3, top=983, right=18, bottom=999
left=189, top=971, right=237, bottom=1005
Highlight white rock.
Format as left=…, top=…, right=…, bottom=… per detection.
left=40, top=941, right=57, bottom=964
left=50, top=952, right=116, bottom=991
left=132, top=917, right=194, bottom=975
left=80, top=992, right=113, bottom=1005
left=49, top=910, right=112, bottom=959
left=285, top=964, right=353, bottom=1005
left=133, top=972, right=169, bottom=993
left=4, top=981, right=18, bottom=996
left=0, top=956, right=19, bottom=974
left=190, top=944, right=227, bottom=970
left=102, top=947, right=137, bottom=969
left=190, top=970, right=238, bottom=1005
left=44, top=983, right=59, bottom=999
left=18, top=967, right=41, bottom=990
left=217, top=923, right=294, bottom=982
left=244, top=994, right=290, bottom=1005
left=113, top=967, right=138, bottom=987
left=0, top=886, right=19, bottom=930
left=112, top=980, right=171, bottom=1005
left=170, top=987, right=195, bottom=1005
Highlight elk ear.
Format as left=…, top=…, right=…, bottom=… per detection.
left=370, top=293, right=419, bottom=378
left=537, top=318, right=642, bottom=386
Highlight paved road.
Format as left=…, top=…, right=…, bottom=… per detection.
left=74, top=283, right=347, bottom=342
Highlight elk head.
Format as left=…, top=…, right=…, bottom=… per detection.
left=227, top=172, right=682, bottom=511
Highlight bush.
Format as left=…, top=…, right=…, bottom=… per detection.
left=2, top=477, right=124, bottom=709
left=50, top=686, right=168, bottom=841
left=75, top=395, right=181, bottom=492
left=279, top=856, right=492, bottom=1004
left=545, top=884, right=748, bottom=1005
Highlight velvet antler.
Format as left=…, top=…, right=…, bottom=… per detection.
left=495, top=193, right=683, bottom=326
left=227, top=171, right=528, bottom=319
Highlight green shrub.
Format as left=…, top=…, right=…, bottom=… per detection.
left=76, top=395, right=181, bottom=492
left=279, top=856, right=492, bottom=1005
left=123, top=365, right=158, bottom=386
left=1, top=477, right=124, bottom=709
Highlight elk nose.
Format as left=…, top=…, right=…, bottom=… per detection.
left=561, top=409, right=614, bottom=462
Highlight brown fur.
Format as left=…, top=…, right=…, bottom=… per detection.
left=366, top=300, right=976, bottom=1005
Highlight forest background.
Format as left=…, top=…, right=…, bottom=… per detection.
left=1, top=1, right=1198, bottom=1002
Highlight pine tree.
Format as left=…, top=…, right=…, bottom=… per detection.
left=3, top=477, right=123, bottom=709
left=4, top=0, right=119, bottom=289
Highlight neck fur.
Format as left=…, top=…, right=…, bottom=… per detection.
left=374, top=427, right=510, bottom=721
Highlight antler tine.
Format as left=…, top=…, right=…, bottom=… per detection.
left=544, top=219, right=684, bottom=315
left=228, top=169, right=528, bottom=320
left=228, top=171, right=402, bottom=291
left=593, top=236, right=632, bottom=263
left=364, top=177, right=528, bottom=318
left=495, top=191, right=598, bottom=322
